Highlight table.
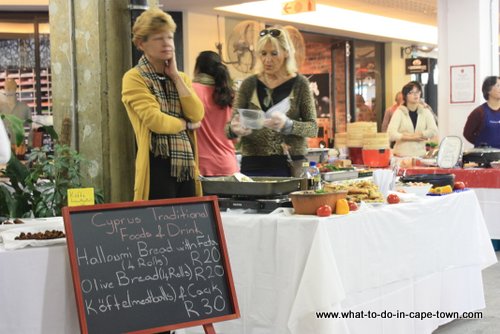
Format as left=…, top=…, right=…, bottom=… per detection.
left=0, top=191, right=496, bottom=334
left=403, top=167, right=500, bottom=238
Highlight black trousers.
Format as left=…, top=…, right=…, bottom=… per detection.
left=149, top=153, right=195, bottom=200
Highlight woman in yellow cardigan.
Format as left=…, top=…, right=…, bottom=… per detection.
left=122, top=8, right=204, bottom=201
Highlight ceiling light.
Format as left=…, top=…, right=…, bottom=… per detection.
left=217, top=0, right=437, bottom=45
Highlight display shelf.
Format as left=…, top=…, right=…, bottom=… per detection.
left=0, top=68, right=52, bottom=116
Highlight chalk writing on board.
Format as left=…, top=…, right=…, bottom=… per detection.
left=64, top=198, right=238, bottom=334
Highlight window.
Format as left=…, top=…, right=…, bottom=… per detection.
left=0, top=12, right=51, bottom=116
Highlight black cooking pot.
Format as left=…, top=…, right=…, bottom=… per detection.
left=462, top=146, right=500, bottom=167
left=400, top=173, right=455, bottom=188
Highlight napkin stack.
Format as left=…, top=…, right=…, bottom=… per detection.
left=372, top=169, right=395, bottom=198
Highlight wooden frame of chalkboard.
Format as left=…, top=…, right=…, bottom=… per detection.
left=62, top=195, right=240, bottom=334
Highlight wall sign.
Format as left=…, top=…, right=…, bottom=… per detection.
left=282, top=0, right=316, bottom=15
left=405, top=57, right=430, bottom=74
left=450, top=64, right=476, bottom=104
left=62, top=196, right=239, bottom=334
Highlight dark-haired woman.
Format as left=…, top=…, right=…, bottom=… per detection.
left=193, top=51, right=239, bottom=176
left=463, top=76, right=500, bottom=148
left=387, top=81, right=438, bottom=157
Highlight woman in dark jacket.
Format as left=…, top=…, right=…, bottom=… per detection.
left=463, top=76, right=500, bottom=148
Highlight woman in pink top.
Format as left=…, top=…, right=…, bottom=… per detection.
left=193, top=51, right=239, bottom=176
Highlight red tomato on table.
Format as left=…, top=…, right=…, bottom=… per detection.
left=387, top=194, right=400, bottom=204
left=316, top=204, right=332, bottom=217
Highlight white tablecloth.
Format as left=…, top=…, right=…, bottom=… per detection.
left=0, top=190, right=496, bottom=334
left=473, top=188, right=500, bottom=239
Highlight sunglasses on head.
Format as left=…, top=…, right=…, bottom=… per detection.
left=259, top=29, right=281, bottom=38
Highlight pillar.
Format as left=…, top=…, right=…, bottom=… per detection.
left=437, top=0, right=499, bottom=147
left=384, top=42, right=411, bottom=111
left=49, top=0, right=157, bottom=203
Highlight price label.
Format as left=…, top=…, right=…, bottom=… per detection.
left=67, top=188, right=95, bottom=207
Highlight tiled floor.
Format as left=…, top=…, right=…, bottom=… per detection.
left=433, top=251, right=500, bottom=334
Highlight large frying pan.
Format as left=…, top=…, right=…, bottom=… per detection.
left=201, top=176, right=303, bottom=197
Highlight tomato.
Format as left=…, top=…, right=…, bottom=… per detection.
left=453, top=181, right=465, bottom=190
left=316, top=204, right=332, bottom=217
left=387, top=194, right=400, bottom=204
left=348, top=201, right=359, bottom=211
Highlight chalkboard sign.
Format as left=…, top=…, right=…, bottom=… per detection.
left=62, top=196, right=239, bottom=334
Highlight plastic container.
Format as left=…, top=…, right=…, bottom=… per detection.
left=308, top=161, right=322, bottom=191
left=362, top=148, right=391, bottom=167
left=322, top=170, right=359, bottom=181
left=306, top=148, right=329, bottom=163
left=238, top=109, right=265, bottom=129
left=398, top=183, right=433, bottom=197
left=348, top=147, right=364, bottom=165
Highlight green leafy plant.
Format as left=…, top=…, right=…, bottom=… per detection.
left=0, top=144, right=104, bottom=217
left=0, top=144, right=104, bottom=218
left=0, top=113, right=25, bottom=145
left=0, top=114, right=103, bottom=218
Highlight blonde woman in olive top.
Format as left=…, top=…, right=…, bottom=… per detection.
left=122, top=8, right=204, bottom=201
left=387, top=81, right=438, bottom=157
left=226, top=26, right=317, bottom=176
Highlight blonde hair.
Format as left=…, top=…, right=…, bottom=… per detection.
left=132, top=8, right=176, bottom=48
left=4, top=78, right=17, bottom=92
left=255, top=26, right=297, bottom=75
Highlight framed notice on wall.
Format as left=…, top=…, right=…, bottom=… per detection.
left=450, top=64, right=475, bottom=103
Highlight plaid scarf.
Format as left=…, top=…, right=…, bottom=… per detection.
left=136, top=55, right=195, bottom=181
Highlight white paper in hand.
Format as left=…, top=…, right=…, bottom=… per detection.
left=265, top=97, right=291, bottom=118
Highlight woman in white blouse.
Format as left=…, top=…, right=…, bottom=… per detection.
left=0, top=117, right=11, bottom=163
left=387, top=81, right=438, bottom=157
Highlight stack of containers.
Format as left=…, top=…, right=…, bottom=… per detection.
left=346, top=122, right=377, bottom=164
left=334, top=132, right=348, bottom=158
left=362, top=132, right=391, bottom=167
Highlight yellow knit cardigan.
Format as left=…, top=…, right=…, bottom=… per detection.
left=122, top=69, right=205, bottom=200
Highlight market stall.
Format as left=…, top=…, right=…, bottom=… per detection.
left=0, top=191, right=496, bottom=334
